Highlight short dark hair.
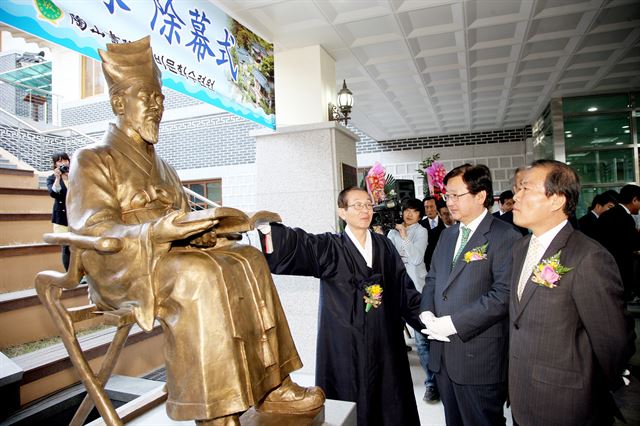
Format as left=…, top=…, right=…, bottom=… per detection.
left=51, top=152, right=69, bottom=168
left=499, top=190, right=514, bottom=204
left=422, top=195, right=436, bottom=204
left=338, top=186, right=369, bottom=208
left=530, top=160, right=580, bottom=216
left=402, top=198, right=425, bottom=217
left=619, top=184, right=640, bottom=204
left=435, top=199, right=446, bottom=210
left=443, top=163, right=494, bottom=208
left=590, top=190, right=619, bottom=210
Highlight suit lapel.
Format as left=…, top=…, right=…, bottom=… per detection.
left=513, top=223, right=574, bottom=321
left=510, top=235, right=530, bottom=308
left=444, top=212, right=492, bottom=293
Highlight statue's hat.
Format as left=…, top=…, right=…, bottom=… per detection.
left=98, top=36, right=162, bottom=95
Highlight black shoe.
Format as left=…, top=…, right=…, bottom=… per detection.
left=423, top=386, right=439, bottom=402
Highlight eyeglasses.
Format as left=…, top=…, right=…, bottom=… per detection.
left=347, top=202, right=374, bottom=210
left=442, top=192, right=471, bottom=202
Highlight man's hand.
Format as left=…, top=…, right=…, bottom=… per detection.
left=420, top=311, right=457, bottom=342
left=152, top=210, right=215, bottom=244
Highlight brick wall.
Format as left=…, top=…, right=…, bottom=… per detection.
left=357, top=126, right=531, bottom=154
left=61, top=88, right=205, bottom=127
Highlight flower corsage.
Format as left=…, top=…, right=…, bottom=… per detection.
left=464, top=243, right=488, bottom=263
left=363, top=284, right=383, bottom=312
left=531, top=251, right=573, bottom=288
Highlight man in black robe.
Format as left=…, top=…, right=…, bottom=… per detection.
left=258, top=186, right=423, bottom=426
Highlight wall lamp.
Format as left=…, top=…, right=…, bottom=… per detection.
left=328, top=79, right=353, bottom=125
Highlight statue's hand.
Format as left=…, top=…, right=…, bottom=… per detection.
left=151, top=211, right=215, bottom=244
left=189, top=230, right=217, bottom=247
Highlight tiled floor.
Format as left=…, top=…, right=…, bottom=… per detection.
left=404, top=337, right=512, bottom=426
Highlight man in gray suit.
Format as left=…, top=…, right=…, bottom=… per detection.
left=510, top=160, right=634, bottom=425
left=420, top=164, right=521, bottom=425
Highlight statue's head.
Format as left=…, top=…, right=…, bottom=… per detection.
left=99, top=36, right=164, bottom=144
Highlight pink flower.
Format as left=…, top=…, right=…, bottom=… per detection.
left=540, top=265, right=560, bottom=285
left=470, top=253, right=484, bottom=261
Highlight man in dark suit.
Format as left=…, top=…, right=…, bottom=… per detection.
left=420, top=196, right=446, bottom=271
left=420, top=164, right=521, bottom=425
left=577, top=190, right=618, bottom=240
left=596, top=184, right=640, bottom=301
left=510, top=160, right=634, bottom=425
left=493, top=190, right=527, bottom=236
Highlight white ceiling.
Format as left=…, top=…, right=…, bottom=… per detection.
left=215, top=0, right=640, bottom=141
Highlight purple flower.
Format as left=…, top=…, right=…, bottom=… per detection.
left=540, top=265, right=560, bottom=285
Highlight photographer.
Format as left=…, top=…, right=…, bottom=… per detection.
left=46, top=152, right=70, bottom=270
left=387, top=198, right=438, bottom=402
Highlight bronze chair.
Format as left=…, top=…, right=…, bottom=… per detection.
left=35, top=232, right=138, bottom=426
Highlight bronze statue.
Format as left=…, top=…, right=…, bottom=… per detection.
left=65, top=36, right=324, bottom=425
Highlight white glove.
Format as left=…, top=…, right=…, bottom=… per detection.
left=623, top=369, right=631, bottom=386
left=419, top=311, right=455, bottom=342
left=419, top=310, right=435, bottom=326
left=427, top=315, right=457, bottom=337
left=255, top=221, right=273, bottom=254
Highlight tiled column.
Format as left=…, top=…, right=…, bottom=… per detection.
left=252, top=46, right=358, bottom=376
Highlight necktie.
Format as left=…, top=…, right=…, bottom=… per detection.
left=431, top=219, right=436, bottom=229
left=517, top=237, right=542, bottom=300
left=452, top=226, right=471, bottom=267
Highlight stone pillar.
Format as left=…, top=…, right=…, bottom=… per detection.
left=252, top=45, right=358, bottom=377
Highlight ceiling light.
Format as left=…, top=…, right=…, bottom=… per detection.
left=616, top=142, right=624, bottom=145
left=587, top=107, right=598, bottom=112
left=622, top=125, right=629, bottom=129
left=624, top=129, right=630, bottom=133
left=564, top=130, right=571, bottom=134
left=566, top=134, right=572, bottom=138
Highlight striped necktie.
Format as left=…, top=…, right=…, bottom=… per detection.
left=452, top=226, right=471, bottom=267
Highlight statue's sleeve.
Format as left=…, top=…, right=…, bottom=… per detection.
left=66, top=147, right=159, bottom=329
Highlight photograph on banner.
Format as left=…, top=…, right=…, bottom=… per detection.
left=0, top=0, right=275, bottom=129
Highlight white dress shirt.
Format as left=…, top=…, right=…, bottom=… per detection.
left=453, top=209, right=488, bottom=257
left=345, top=225, right=373, bottom=268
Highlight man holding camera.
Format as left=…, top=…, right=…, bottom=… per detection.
left=46, top=152, right=71, bottom=270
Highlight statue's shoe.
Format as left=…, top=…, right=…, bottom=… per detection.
left=195, top=414, right=240, bottom=425
left=256, top=376, right=326, bottom=415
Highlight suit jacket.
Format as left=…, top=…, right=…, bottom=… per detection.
left=596, top=205, right=640, bottom=293
left=419, top=217, right=445, bottom=271
left=421, top=213, right=522, bottom=385
left=509, top=223, right=635, bottom=425
left=46, top=174, right=68, bottom=226
left=577, top=211, right=598, bottom=240
left=493, top=210, right=528, bottom=236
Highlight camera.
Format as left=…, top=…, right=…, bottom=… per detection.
left=371, top=196, right=403, bottom=235
left=59, top=165, right=70, bottom=174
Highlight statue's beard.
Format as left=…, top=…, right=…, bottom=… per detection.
left=138, top=119, right=160, bottom=144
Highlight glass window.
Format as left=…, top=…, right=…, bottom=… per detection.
left=566, top=149, right=634, bottom=185
left=563, top=93, right=629, bottom=114
left=184, top=179, right=222, bottom=209
left=564, top=113, right=631, bottom=150
left=82, top=56, right=104, bottom=98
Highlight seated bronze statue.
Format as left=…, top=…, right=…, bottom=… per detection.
left=64, top=36, right=324, bottom=425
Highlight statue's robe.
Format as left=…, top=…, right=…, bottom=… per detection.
left=66, top=124, right=302, bottom=420
left=265, top=224, right=423, bottom=426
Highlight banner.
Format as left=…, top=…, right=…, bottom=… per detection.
left=0, top=0, right=276, bottom=129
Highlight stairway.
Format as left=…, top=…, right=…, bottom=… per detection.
left=0, top=150, right=164, bottom=415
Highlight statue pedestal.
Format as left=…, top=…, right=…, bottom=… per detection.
left=119, top=398, right=356, bottom=426
left=85, top=379, right=356, bottom=426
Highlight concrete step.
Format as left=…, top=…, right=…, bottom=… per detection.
left=2, top=375, right=165, bottom=425
left=0, top=286, right=96, bottom=348
left=12, top=324, right=164, bottom=405
left=0, top=243, right=63, bottom=293
left=0, top=169, right=39, bottom=190
left=0, top=213, right=51, bottom=245
left=0, top=188, right=51, bottom=214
